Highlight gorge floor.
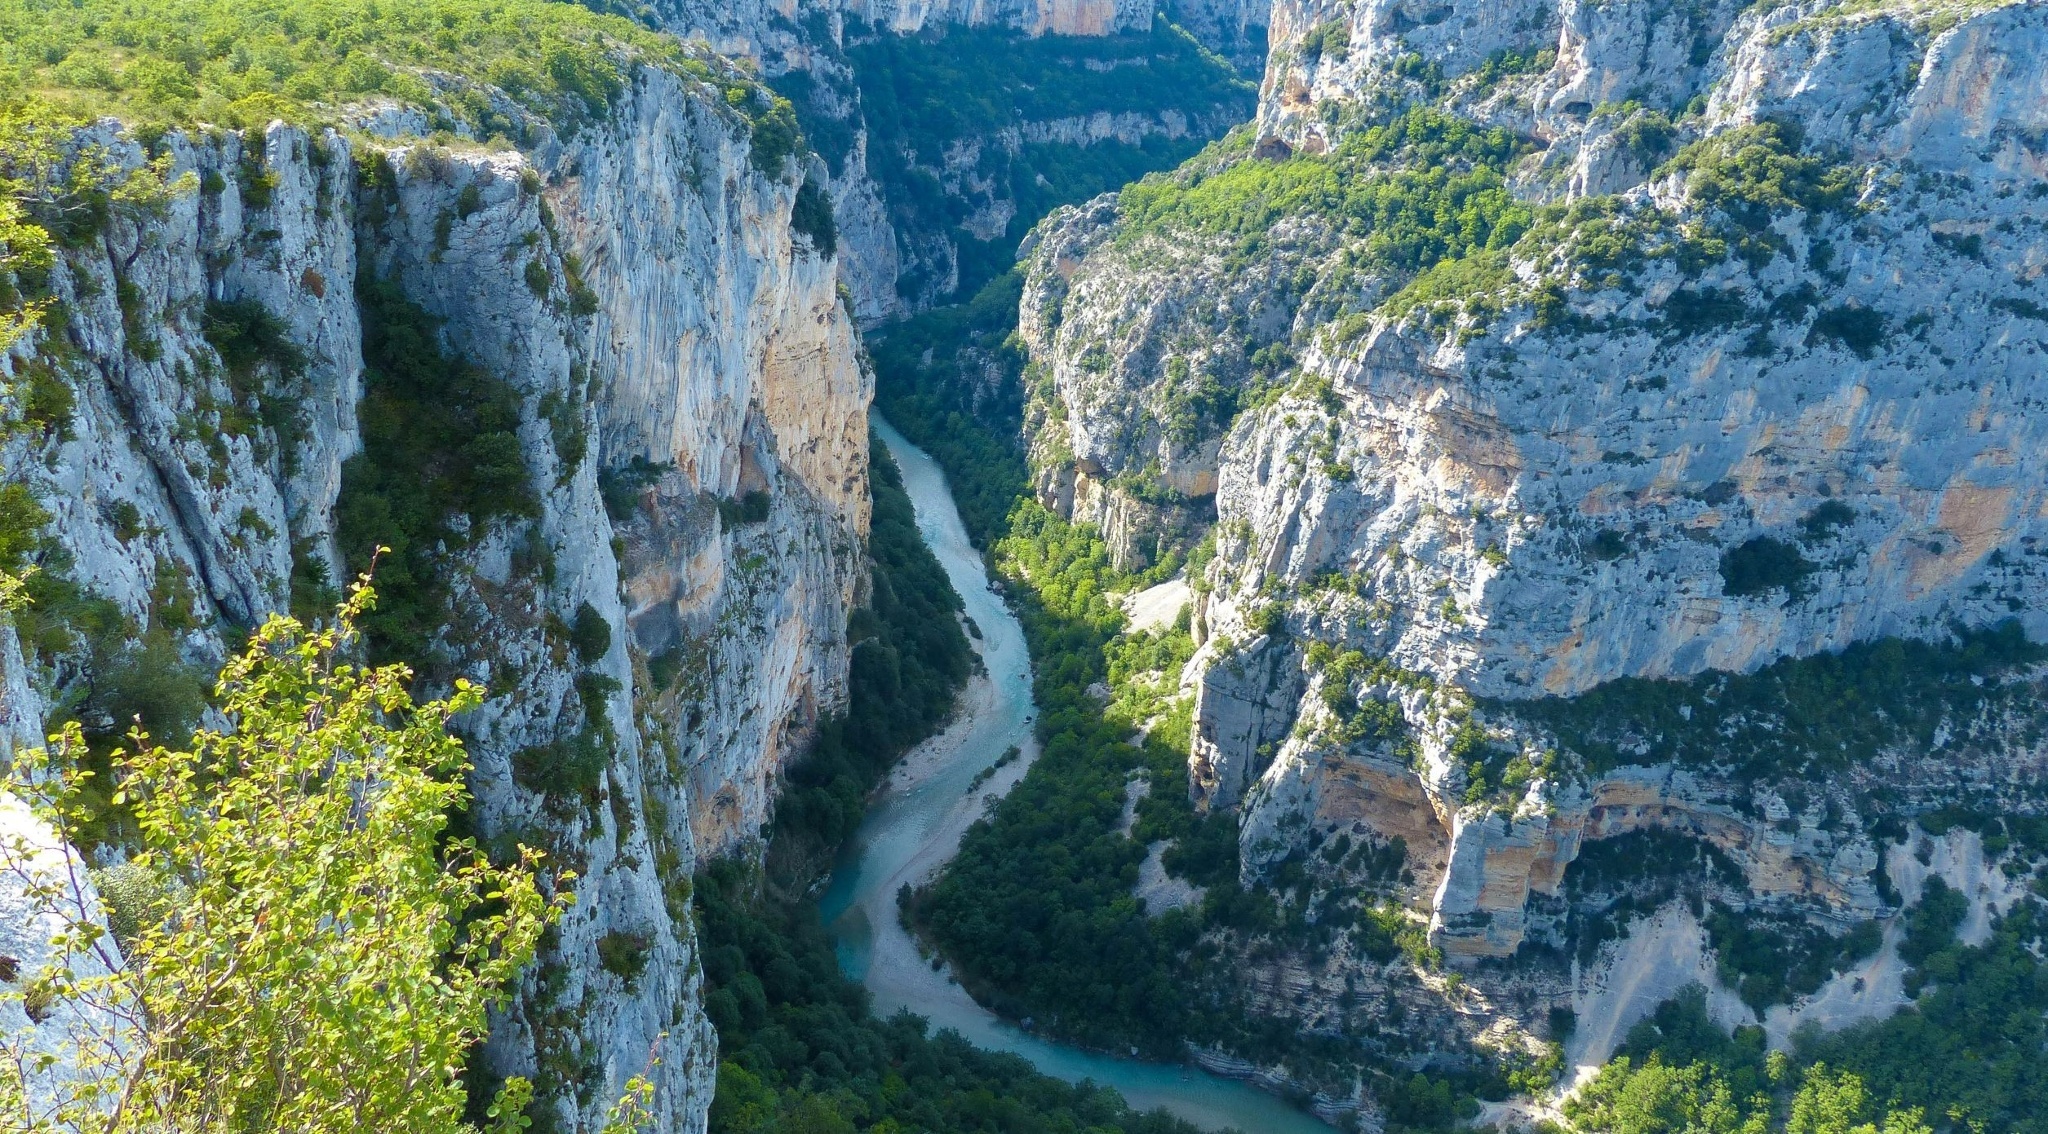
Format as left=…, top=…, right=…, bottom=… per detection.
left=819, top=417, right=1336, bottom=1134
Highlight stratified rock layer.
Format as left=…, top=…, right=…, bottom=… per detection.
left=1020, top=0, right=2048, bottom=968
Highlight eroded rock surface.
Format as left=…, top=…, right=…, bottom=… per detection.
left=1, top=57, right=868, bottom=1133
left=1015, top=0, right=2048, bottom=1083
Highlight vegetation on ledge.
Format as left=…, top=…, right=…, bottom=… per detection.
left=1498, top=621, right=2045, bottom=781
left=335, top=272, right=537, bottom=665
left=1572, top=879, right=2048, bottom=1134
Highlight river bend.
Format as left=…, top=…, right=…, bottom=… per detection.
left=817, top=416, right=1333, bottom=1134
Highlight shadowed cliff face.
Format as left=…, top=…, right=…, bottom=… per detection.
left=1017, top=0, right=2048, bottom=996
left=634, top=0, right=1264, bottom=322
left=0, top=61, right=868, bottom=1132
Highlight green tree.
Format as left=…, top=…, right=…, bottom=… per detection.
left=1564, top=1055, right=1765, bottom=1134
left=1786, top=1066, right=1931, bottom=1134
left=0, top=580, right=585, bottom=1134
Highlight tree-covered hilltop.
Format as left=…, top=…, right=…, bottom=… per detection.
left=1, top=0, right=657, bottom=127
left=0, top=0, right=801, bottom=146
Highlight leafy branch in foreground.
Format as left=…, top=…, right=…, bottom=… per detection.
left=0, top=577, right=634, bottom=1134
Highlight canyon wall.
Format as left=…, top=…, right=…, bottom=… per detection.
left=0, top=56, right=868, bottom=1133
left=1018, top=0, right=2048, bottom=978
left=640, top=0, right=1263, bottom=321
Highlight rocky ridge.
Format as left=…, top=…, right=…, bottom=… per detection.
left=0, top=56, right=867, bottom=1134
left=642, top=0, right=1268, bottom=65
left=1013, top=0, right=2048, bottom=1078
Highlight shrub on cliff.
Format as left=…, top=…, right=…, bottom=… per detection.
left=335, top=274, right=536, bottom=664
left=0, top=580, right=643, bottom=1134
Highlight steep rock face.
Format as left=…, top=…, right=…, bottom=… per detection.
left=642, top=0, right=1260, bottom=321
left=641, top=0, right=1158, bottom=321
left=555, top=73, right=871, bottom=855
left=0, top=61, right=868, bottom=1133
left=0, top=788, right=128, bottom=1121
left=1020, top=0, right=2048, bottom=974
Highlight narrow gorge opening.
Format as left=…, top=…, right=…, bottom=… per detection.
left=5, top=3, right=2048, bottom=1134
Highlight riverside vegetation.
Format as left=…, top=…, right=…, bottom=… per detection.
left=875, top=277, right=1493, bottom=1128
left=691, top=445, right=1210, bottom=1134
left=877, top=1, right=2048, bottom=1125
left=7, top=2, right=2048, bottom=1133
left=0, top=2, right=1214, bottom=1132
left=0, top=411, right=1207, bottom=1134
left=873, top=258, right=2048, bottom=1132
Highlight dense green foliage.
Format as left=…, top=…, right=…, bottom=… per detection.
left=1119, top=107, right=1531, bottom=268
left=697, top=861, right=1207, bottom=1134
left=0, top=0, right=719, bottom=132
left=1704, top=906, right=1882, bottom=1013
left=2, top=586, right=572, bottom=1134
left=1501, top=622, right=2045, bottom=780
left=1797, top=894, right=2048, bottom=1131
left=1660, top=121, right=1858, bottom=233
left=1575, top=874, right=2048, bottom=1134
left=1719, top=536, right=1817, bottom=599
left=906, top=498, right=1203, bottom=1053
left=789, top=173, right=837, bottom=258
left=1567, top=990, right=1931, bottom=1134
left=335, top=273, right=537, bottom=663
left=878, top=291, right=1215, bottom=1057
left=691, top=442, right=1208, bottom=1134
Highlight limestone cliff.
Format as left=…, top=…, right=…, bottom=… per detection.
left=637, top=0, right=1259, bottom=321
left=0, top=52, right=868, bottom=1134
left=1015, top=0, right=2048, bottom=1076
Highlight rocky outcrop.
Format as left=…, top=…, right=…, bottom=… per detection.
left=1020, top=0, right=2048, bottom=978
left=1426, top=766, right=1886, bottom=958
left=0, top=53, right=869, bottom=1134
